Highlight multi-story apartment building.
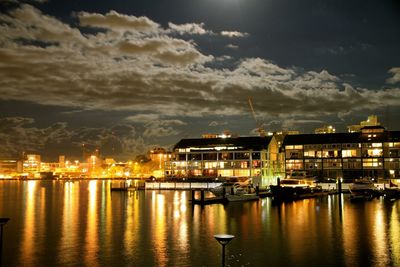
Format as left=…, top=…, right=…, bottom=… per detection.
left=165, top=136, right=283, bottom=185
left=23, top=154, right=41, bottom=174
left=283, top=126, right=400, bottom=181
left=0, top=158, right=21, bottom=177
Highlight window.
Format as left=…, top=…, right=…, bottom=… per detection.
left=203, top=153, right=217, bottom=160
left=235, top=152, right=250, bottom=159
left=188, top=153, right=201, bottom=160
left=365, top=148, right=383, bottom=157
left=220, top=152, right=233, bottom=160
left=323, top=159, right=342, bottom=168
left=342, top=149, right=357, bottom=158
left=372, top=143, right=382, bottom=148
left=363, top=158, right=383, bottom=168
left=322, top=150, right=341, bottom=158
left=343, top=159, right=361, bottom=169
left=286, top=160, right=303, bottom=170
left=304, top=151, right=316, bottom=158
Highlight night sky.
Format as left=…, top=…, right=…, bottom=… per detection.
left=0, top=0, right=399, bottom=160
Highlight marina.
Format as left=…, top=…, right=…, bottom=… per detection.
left=1, top=180, right=400, bottom=267
left=0, top=0, right=399, bottom=266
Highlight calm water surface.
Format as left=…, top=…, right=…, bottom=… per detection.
left=1, top=180, right=400, bottom=267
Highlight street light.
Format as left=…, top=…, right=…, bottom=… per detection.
left=214, top=234, right=235, bottom=267
left=0, top=218, right=10, bottom=267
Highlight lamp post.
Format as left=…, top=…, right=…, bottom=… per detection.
left=0, top=218, right=10, bottom=267
left=214, top=234, right=235, bottom=267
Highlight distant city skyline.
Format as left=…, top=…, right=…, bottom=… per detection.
left=0, top=0, right=399, bottom=160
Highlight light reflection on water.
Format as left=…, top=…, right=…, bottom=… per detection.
left=0, top=180, right=400, bottom=267
left=20, top=181, right=36, bottom=264
left=85, top=180, right=99, bottom=266
left=59, top=181, right=79, bottom=265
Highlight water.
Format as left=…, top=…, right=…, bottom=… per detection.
left=0, top=180, right=400, bottom=267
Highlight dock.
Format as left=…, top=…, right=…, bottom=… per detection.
left=190, top=189, right=227, bottom=205
left=110, top=187, right=138, bottom=192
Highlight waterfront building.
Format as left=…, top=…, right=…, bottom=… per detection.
left=348, top=114, right=380, bottom=133
left=0, top=158, right=21, bottom=178
left=23, top=154, right=41, bottom=175
left=282, top=126, right=400, bottom=181
left=165, top=136, right=283, bottom=185
left=40, top=162, right=59, bottom=172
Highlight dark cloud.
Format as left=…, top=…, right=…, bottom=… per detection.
left=0, top=116, right=152, bottom=160
left=209, top=121, right=228, bottom=127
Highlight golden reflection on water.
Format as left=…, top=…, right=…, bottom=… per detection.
left=59, top=181, right=79, bottom=265
left=284, top=200, right=315, bottom=263
left=104, top=181, right=112, bottom=260
left=342, top=202, right=362, bottom=266
left=124, top=189, right=139, bottom=259
left=390, top=203, right=400, bottom=265
left=372, top=206, right=389, bottom=266
left=173, top=192, right=189, bottom=254
left=342, top=200, right=392, bottom=267
left=152, top=192, right=167, bottom=267
left=85, top=180, right=99, bottom=266
left=21, top=181, right=36, bottom=263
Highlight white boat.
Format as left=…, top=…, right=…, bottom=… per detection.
left=210, top=181, right=250, bottom=196
left=349, top=178, right=380, bottom=200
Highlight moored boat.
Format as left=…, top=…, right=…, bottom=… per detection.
left=349, top=178, right=380, bottom=201
left=209, top=181, right=250, bottom=196
left=383, top=180, right=400, bottom=200
left=270, top=178, right=324, bottom=201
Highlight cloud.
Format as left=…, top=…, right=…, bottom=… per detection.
left=0, top=5, right=399, bottom=125
left=387, top=67, right=400, bottom=84
left=168, top=22, right=210, bottom=35
left=282, top=119, right=325, bottom=129
left=78, top=10, right=160, bottom=32
left=221, top=30, right=248, bottom=38
left=143, top=120, right=186, bottom=138
left=0, top=116, right=149, bottom=160
left=0, top=4, right=84, bottom=44
left=209, top=121, right=228, bottom=127
left=125, top=114, right=160, bottom=123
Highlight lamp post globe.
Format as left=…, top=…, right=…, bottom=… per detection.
left=214, top=234, right=235, bottom=267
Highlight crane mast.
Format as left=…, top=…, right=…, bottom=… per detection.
left=248, top=97, right=266, bottom=137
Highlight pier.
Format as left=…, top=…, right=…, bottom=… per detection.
left=190, top=189, right=227, bottom=205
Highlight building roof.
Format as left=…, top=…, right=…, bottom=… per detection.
left=173, top=136, right=272, bottom=151
left=283, top=131, right=400, bottom=146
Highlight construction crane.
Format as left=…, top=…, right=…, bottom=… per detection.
left=248, top=97, right=266, bottom=137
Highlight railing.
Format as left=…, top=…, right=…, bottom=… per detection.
left=145, top=182, right=222, bottom=190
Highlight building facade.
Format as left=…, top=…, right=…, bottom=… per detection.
left=0, top=158, right=21, bottom=178
left=165, top=136, right=282, bottom=185
left=283, top=126, right=400, bottom=181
